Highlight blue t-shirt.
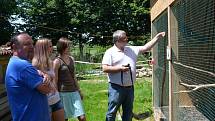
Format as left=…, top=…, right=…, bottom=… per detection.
left=5, top=56, right=50, bottom=121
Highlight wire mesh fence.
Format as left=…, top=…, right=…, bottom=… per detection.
left=152, top=0, right=215, bottom=120
left=172, top=0, right=215, bottom=120
left=152, top=10, right=169, bottom=119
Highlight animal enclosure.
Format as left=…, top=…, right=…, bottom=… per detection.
left=151, top=0, right=215, bottom=121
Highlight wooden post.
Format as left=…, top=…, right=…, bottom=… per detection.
left=168, top=6, right=174, bottom=121
left=0, top=48, right=12, bottom=120
left=168, top=5, right=179, bottom=121
left=151, top=1, right=178, bottom=121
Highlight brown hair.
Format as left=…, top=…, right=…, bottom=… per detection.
left=56, top=37, right=70, bottom=55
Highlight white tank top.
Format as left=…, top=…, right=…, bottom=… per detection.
left=46, top=69, right=60, bottom=105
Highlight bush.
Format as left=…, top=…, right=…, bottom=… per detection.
left=75, top=63, right=101, bottom=75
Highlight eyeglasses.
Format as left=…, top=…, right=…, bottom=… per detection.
left=120, top=36, right=128, bottom=43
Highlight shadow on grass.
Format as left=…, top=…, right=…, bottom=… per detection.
left=77, top=76, right=87, bottom=80
left=133, top=110, right=153, bottom=120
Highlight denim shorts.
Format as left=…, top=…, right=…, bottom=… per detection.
left=49, top=100, right=64, bottom=112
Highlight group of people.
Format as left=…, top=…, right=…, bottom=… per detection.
left=5, top=30, right=165, bottom=121
left=5, top=33, right=86, bottom=121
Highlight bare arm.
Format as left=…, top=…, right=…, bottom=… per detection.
left=36, top=83, right=52, bottom=94
left=139, top=32, right=165, bottom=53
left=36, top=74, right=52, bottom=94
left=102, top=64, right=129, bottom=73
left=74, top=76, right=83, bottom=98
left=71, top=57, right=84, bottom=99
left=53, top=59, right=60, bottom=90
left=72, top=58, right=80, bottom=90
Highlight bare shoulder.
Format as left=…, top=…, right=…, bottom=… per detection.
left=69, top=56, right=75, bottom=61
left=53, top=58, right=61, bottom=66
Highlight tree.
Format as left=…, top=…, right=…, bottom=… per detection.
left=87, top=0, right=151, bottom=45
left=15, top=0, right=150, bottom=59
left=0, top=0, right=16, bottom=45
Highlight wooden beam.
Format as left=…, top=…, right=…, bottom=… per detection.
left=168, top=4, right=179, bottom=121
left=168, top=6, right=173, bottom=121
left=151, top=0, right=176, bottom=21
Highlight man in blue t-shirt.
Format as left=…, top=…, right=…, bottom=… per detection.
left=5, top=32, right=53, bottom=121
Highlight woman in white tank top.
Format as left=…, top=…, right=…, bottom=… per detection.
left=32, top=38, right=64, bottom=121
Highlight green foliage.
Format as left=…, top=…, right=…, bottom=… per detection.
left=14, top=0, right=150, bottom=46
left=0, top=0, right=16, bottom=45
left=0, top=20, right=14, bottom=45
left=16, top=0, right=71, bottom=41
left=134, top=78, right=153, bottom=113
left=0, top=0, right=16, bottom=15
left=75, top=63, right=100, bottom=75
left=85, top=45, right=109, bottom=63
left=13, top=0, right=151, bottom=60
left=71, top=45, right=109, bottom=62
left=132, top=33, right=151, bottom=46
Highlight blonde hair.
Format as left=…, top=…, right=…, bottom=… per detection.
left=32, top=38, right=52, bottom=71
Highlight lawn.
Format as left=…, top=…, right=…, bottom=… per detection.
left=69, top=74, right=153, bottom=121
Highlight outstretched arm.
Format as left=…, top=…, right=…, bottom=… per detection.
left=139, top=32, right=165, bottom=53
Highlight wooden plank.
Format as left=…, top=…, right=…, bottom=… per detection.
left=168, top=6, right=173, bottom=121
left=0, top=114, right=12, bottom=121
left=0, top=105, right=10, bottom=118
left=0, top=84, right=11, bottom=121
left=0, top=99, right=9, bottom=111
left=151, top=0, right=168, bottom=21
left=0, top=84, right=5, bottom=89
left=0, top=95, right=7, bottom=105
left=0, top=91, right=7, bottom=98
left=0, top=59, right=11, bottom=120
left=179, top=85, right=193, bottom=106
left=0, top=104, right=10, bottom=118
left=151, top=0, right=176, bottom=21
left=0, top=60, right=9, bottom=65
left=0, top=110, right=11, bottom=121
left=168, top=4, right=183, bottom=120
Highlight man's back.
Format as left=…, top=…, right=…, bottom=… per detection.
left=5, top=56, right=50, bottom=121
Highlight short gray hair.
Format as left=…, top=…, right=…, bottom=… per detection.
left=113, top=30, right=126, bottom=43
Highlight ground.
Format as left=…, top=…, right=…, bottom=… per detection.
left=69, top=75, right=154, bottom=121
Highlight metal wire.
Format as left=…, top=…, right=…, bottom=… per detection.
left=152, top=0, right=215, bottom=120
left=172, top=0, right=215, bottom=120
left=152, top=10, right=169, bottom=120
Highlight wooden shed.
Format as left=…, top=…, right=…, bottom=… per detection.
left=151, top=0, right=215, bottom=121
left=0, top=45, right=12, bottom=121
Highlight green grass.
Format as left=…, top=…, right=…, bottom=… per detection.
left=69, top=75, right=153, bottom=121
left=75, top=63, right=100, bottom=75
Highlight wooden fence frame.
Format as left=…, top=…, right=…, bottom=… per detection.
left=151, top=1, right=178, bottom=121
left=0, top=48, right=12, bottom=121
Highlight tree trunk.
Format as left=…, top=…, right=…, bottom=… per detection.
left=79, top=39, right=84, bottom=61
